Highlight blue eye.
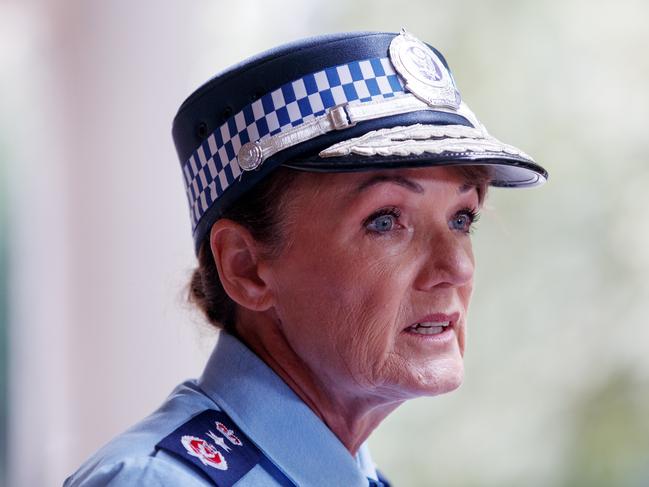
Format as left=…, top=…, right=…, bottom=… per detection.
left=365, top=208, right=401, bottom=234
left=450, top=208, right=480, bottom=233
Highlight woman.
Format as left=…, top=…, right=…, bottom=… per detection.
left=65, top=30, right=547, bottom=486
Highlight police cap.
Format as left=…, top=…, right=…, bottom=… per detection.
left=172, top=30, right=548, bottom=253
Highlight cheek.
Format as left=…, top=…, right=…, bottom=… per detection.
left=273, top=242, right=414, bottom=383
left=336, top=264, right=410, bottom=380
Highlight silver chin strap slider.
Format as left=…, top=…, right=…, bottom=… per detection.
left=327, top=104, right=355, bottom=130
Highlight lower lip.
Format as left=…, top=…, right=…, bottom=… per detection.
left=402, top=325, right=457, bottom=345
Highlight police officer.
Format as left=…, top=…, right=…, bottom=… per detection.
left=64, top=30, right=547, bottom=486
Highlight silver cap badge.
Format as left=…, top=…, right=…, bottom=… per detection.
left=389, top=30, right=461, bottom=110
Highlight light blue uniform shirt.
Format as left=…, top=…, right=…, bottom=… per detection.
left=64, top=332, right=383, bottom=486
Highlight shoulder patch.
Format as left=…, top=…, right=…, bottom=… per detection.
left=156, top=409, right=262, bottom=486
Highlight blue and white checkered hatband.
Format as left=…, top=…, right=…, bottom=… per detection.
left=181, top=56, right=405, bottom=234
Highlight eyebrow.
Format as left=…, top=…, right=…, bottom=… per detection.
left=353, top=174, right=477, bottom=196
left=353, top=174, right=425, bottom=195
left=458, top=183, right=475, bottom=194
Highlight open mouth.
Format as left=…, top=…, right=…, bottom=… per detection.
left=405, top=321, right=451, bottom=336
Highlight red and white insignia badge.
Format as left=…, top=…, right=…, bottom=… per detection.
left=181, top=435, right=228, bottom=470
left=215, top=421, right=243, bottom=446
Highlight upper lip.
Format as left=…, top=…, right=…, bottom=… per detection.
left=406, top=312, right=460, bottom=329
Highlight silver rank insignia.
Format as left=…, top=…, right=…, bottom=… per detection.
left=389, top=29, right=461, bottom=110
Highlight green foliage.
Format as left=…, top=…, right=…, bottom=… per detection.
left=564, top=370, right=649, bottom=487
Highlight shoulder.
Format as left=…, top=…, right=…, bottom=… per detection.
left=64, top=381, right=289, bottom=486
left=64, top=380, right=212, bottom=485
left=64, top=452, right=282, bottom=486
left=63, top=453, right=210, bottom=486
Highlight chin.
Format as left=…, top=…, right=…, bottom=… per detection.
left=412, top=358, right=465, bottom=397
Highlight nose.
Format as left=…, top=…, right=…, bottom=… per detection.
left=413, top=231, right=475, bottom=290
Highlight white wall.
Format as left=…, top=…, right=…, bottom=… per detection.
left=5, top=1, right=325, bottom=484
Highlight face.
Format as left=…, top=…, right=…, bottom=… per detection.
left=264, top=166, right=481, bottom=403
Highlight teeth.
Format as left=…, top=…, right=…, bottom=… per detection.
left=417, top=321, right=450, bottom=328
left=407, top=321, right=451, bottom=335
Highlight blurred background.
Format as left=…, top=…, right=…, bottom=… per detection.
left=1, top=0, right=648, bottom=485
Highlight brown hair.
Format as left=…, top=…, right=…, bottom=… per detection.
left=188, top=167, right=303, bottom=332
left=188, top=164, right=491, bottom=331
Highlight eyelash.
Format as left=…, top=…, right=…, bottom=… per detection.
left=453, top=207, right=481, bottom=234
left=363, top=207, right=402, bottom=235
left=363, top=206, right=481, bottom=235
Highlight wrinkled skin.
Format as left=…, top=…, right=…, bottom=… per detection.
left=235, top=166, right=481, bottom=453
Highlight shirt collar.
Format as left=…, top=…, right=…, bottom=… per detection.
left=198, top=331, right=372, bottom=487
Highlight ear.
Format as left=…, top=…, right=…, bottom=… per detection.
left=209, top=220, right=273, bottom=311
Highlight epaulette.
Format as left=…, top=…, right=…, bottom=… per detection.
left=156, top=409, right=293, bottom=486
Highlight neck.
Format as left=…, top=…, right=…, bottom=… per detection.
left=236, top=312, right=403, bottom=455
